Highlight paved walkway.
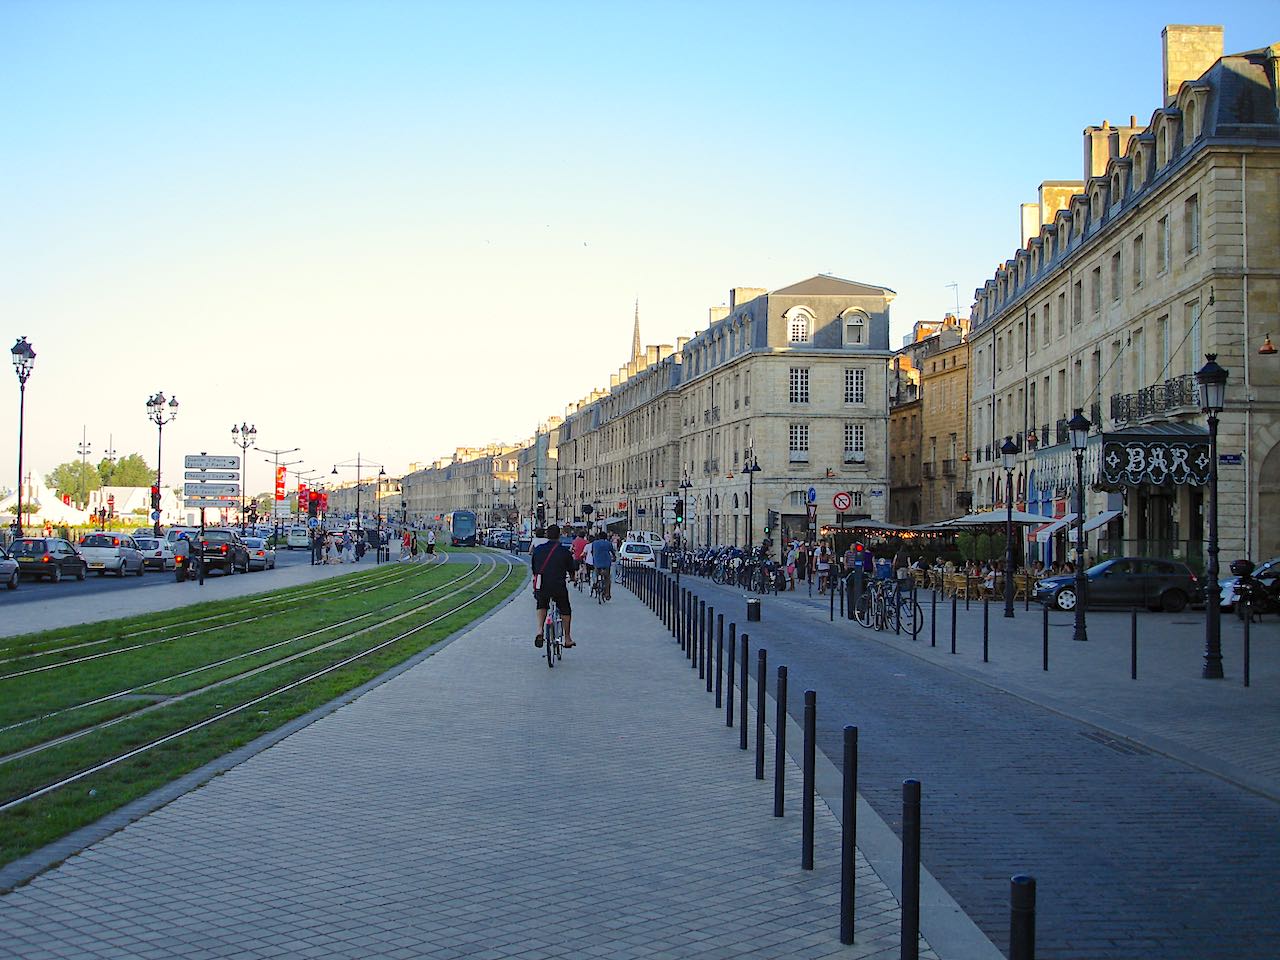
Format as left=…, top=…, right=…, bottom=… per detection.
left=0, top=564, right=1000, bottom=959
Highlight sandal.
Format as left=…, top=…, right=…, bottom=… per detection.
left=534, top=634, right=544, bottom=648
left=563, top=639, right=576, bottom=648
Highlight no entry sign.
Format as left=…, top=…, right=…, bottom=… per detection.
left=832, top=491, right=852, bottom=512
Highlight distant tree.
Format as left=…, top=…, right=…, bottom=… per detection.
left=109, top=453, right=154, bottom=487
left=96, top=458, right=114, bottom=486
left=45, top=461, right=101, bottom=505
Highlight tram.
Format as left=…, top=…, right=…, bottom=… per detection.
left=445, top=510, right=478, bottom=547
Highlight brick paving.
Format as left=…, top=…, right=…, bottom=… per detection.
left=0, top=564, right=965, bottom=959
left=666, top=569, right=1280, bottom=959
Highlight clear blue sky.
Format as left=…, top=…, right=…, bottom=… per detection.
left=3, top=0, right=1276, bottom=491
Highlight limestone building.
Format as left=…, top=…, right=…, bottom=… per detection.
left=967, top=25, right=1280, bottom=564
left=400, top=444, right=520, bottom=530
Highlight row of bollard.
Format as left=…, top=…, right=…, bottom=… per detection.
left=619, top=561, right=1038, bottom=959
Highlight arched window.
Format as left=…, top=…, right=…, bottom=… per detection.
left=977, top=478, right=985, bottom=507
left=1184, top=99, right=1198, bottom=141
left=995, top=476, right=1003, bottom=503
left=1156, top=125, right=1168, bottom=168
left=842, top=311, right=868, bottom=347
left=786, top=309, right=812, bottom=344
left=733, top=493, right=740, bottom=508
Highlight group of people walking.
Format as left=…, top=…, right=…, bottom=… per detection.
left=309, top=528, right=378, bottom=565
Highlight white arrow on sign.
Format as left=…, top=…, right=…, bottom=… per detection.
left=185, top=455, right=241, bottom=470
left=184, top=471, right=239, bottom=481
left=185, top=498, right=236, bottom=508
left=184, top=483, right=240, bottom=497
left=833, top=491, right=852, bottom=511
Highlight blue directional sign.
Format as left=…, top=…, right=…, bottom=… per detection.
left=807, top=486, right=817, bottom=504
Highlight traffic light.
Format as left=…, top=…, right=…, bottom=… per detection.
left=150, top=485, right=160, bottom=509
left=674, top=498, right=684, bottom=524
left=308, top=497, right=319, bottom=518
left=536, top=501, right=546, bottom=524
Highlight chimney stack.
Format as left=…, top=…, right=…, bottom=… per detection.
left=1162, top=25, right=1223, bottom=106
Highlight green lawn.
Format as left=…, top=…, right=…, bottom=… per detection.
left=0, top=553, right=522, bottom=868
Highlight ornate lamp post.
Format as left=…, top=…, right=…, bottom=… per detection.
left=1068, top=408, right=1091, bottom=642
left=10, top=338, right=35, bottom=537
left=1196, top=354, right=1228, bottom=679
left=743, top=445, right=761, bottom=549
left=332, top=455, right=379, bottom=542
left=1001, top=436, right=1019, bottom=618
left=575, top=469, right=584, bottom=529
left=145, top=391, right=179, bottom=535
left=231, top=423, right=256, bottom=533
left=679, top=472, right=693, bottom=549
left=375, top=466, right=387, bottom=564
left=76, top=428, right=92, bottom=512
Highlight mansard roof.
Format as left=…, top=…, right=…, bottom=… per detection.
left=770, top=274, right=897, bottom=298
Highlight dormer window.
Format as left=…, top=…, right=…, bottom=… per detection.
left=1111, top=172, right=1123, bottom=207
left=1185, top=99, right=1199, bottom=142
left=842, top=311, right=868, bottom=347
left=786, top=308, right=813, bottom=344
left=1156, top=126, right=1168, bottom=168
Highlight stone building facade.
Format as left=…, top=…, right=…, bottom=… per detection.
left=400, top=445, right=520, bottom=530
left=915, top=319, right=971, bottom=523
left=967, top=25, right=1280, bottom=565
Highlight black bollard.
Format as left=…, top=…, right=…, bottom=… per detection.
left=687, top=592, right=694, bottom=659
left=840, top=724, right=858, bottom=944
left=802, top=690, right=816, bottom=870
left=950, top=594, right=957, bottom=655
left=911, top=580, right=920, bottom=641
left=755, top=649, right=767, bottom=779
left=900, top=779, right=921, bottom=960
left=1009, top=875, right=1036, bottom=960
left=829, top=577, right=835, bottom=621
left=983, top=597, right=989, bottom=663
left=1244, top=599, right=1252, bottom=688
left=839, top=575, right=845, bottom=619
left=704, top=606, right=714, bottom=689
left=894, top=581, right=901, bottom=635
left=1131, top=608, right=1138, bottom=680
left=1042, top=603, right=1049, bottom=671
left=726, top=623, right=736, bottom=728
left=930, top=588, right=937, bottom=647
left=739, top=633, right=750, bottom=750
left=695, top=598, right=704, bottom=670
left=715, top=615, right=724, bottom=706
left=774, top=667, right=788, bottom=818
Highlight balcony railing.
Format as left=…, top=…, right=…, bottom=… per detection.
left=1110, top=374, right=1197, bottom=424
left=942, top=459, right=957, bottom=476
left=922, top=462, right=937, bottom=479
left=711, top=406, right=721, bottom=423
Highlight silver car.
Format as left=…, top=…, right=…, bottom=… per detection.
left=244, top=537, right=277, bottom=571
left=133, top=536, right=176, bottom=571
left=78, top=533, right=145, bottom=577
left=0, top=547, right=19, bottom=590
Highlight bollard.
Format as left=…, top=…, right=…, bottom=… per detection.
left=911, top=580, right=920, bottom=641
left=696, top=599, right=705, bottom=670
left=983, top=597, right=989, bottom=663
left=704, top=606, right=714, bottom=689
left=680, top=588, right=687, bottom=647
left=802, top=689, right=816, bottom=870
left=840, top=725, right=858, bottom=944
left=688, top=593, right=695, bottom=659
left=1244, top=599, right=1252, bottom=688
left=739, top=633, right=750, bottom=750
left=774, top=667, right=788, bottom=818
left=1042, top=603, right=1049, bottom=672
left=1009, top=875, right=1036, bottom=960
left=900, top=779, right=921, bottom=960
left=965, top=581, right=970, bottom=611
left=930, top=588, right=937, bottom=647
left=830, top=577, right=835, bottom=621
left=1131, top=608, right=1138, bottom=681
left=716, top=615, right=725, bottom=706
left=853, top=566, right=863, bottom=612
left=838, top=575, right=845, bottom=619
left=726, top=623, right=736, bottom=728
left=950, top=594, right=957, bottom=655
left=755, top=649, right=767, bottom=780
left=894, top=580, right=901, bottom=635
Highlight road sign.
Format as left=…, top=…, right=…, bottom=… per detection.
left=870, top=490, right=884, bottom=497
left=183, top=482, right=240, bottom=497
left=1220, top=453, right=1243, bottom=465
left=807, top=486, right=817, bottom=504
left=185, top=498, right=235, bottom=508
left=832, top=491, right=852, bottom=512
left=150, top=510, right=160, bottom=521
left=185, top=455, right=240, bottom=470
left=308, top=517, right=320, bottom=529
left=806, top=503, right=818, bottom=529
left=184, top=471, right=239, bottom=481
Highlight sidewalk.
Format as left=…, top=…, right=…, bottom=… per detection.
left=0, top=574, right=998, bottom=959
left=690, top=573, right=1280, bottom=799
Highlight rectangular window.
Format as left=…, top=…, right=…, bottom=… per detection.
left=1057, top=293, right=1066, bottom=337
left=1157, top=216, right=1170, bottom=273
left=853, top=491, right=864, bottom=508
left=744, top=370, right=751, bottom=407
left=1187, top=300, right=1202, bottom=375
left=1072, top=281, right=1082, bottom=325
left=788, top=316, right=809, bottom=343
left=844, top=423, right=866, bottom=461
left=1111, top=251, right=1122, bottom=301
left=1091, top=267, right=1101, bottom=313
left=788, top=423, right=809, bottom=462
left=1133, top=234, right=1145, bottom=287
left=1016, top=322, right=1024, bottom=359
left=1185, top=195, right=1200, bottom=255
left=844, top=368, right=866, bottom=404
left=1157, top=316, right=1170, bottom=379
left=1042, top=303, right=1051, bottom=344
left=1132, top=329, right=1145, bottom=388
left=996, top=335, right=1003, bottom=371
left=788, top=367, right=809, bottom=404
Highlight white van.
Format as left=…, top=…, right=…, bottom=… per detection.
left=626, top=531, right=665, bottom=549
left=286, top=527, right=311, bottom=550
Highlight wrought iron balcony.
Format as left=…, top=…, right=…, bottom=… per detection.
left=942, top=459, right=957, bottom=476
left=922, top=462, right=937, bottom=479
left=1110, top=374, right=1198, bottom=424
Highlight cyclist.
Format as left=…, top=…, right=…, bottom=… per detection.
left=590, top=532, right=617, bottom=600
left=571, top=528, right=589, bottom=586
left=531, top=523, right=577, bottom=649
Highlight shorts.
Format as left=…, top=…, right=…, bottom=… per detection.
left=535, top=585, right=571, bottom=615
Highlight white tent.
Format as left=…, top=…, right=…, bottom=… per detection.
left=0, top=477, right=91, bottom=526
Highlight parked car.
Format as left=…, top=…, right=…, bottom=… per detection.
left=9, top=537, right=89, bottom=583
left=626, top=531, right=665, bottom=549
left=0, top=547, right=19, bottom=590
left=244, top=536, right=277, bottom=571
left=197, top=528, right=251, bottom=574
left=286, top=527, right=311, bottom=550
left=78, top=533, right=146, bottom=577
left=133, top=536, right=176, bottom=571
left=1219, top=555, right=1280, bottom=611
left=1034, top=557, right=1202, bottom=612
left=618, top=540, right=657, bottom=567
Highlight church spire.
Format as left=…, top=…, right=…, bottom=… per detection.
left=631, top=299, right=641, bottom=361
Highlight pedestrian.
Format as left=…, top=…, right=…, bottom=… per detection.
left=816, top=543, right=831, bottom=594
left=796, top=542, right=809, bottom=583
left=426, top=528, right=436, bottom=555
left=785, top=542, right=798, bottom=591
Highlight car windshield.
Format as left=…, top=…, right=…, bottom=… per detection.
left=10, top=540, right=48, bottom=556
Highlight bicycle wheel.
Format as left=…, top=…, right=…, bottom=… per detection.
left=899, top=598, right=922, bottom=634
left=855, top=593, right=874, bottom=628
left=545, top=614, right=555, bottom=668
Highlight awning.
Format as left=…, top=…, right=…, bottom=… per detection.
left=1032, top=514, right=1077, bottom=543
left=1100, top=423, right=1210, bottom=487
left=1082, top=509, right=1121, bottom=533
left=943, top=509, right=1049, bottom=526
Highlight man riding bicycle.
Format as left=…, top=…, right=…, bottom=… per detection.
left=589, top=532, right=617, bottom=600
left=531, top=523, right=577, bottom=649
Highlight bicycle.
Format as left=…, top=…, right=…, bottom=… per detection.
left=542, top=604, right=564, bottom=667
left=592, top=567, right=611, bottom=603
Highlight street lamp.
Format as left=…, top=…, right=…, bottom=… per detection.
left=375, top=466, right=387, bottom=564
left=11, top=337, right=35, bottom=536
left=575, top=469, right=584, bottom=528
left=1196, top=354, right=1229, bottom=680
left=332, top=455, right=380, bottom=546
left=1068, top=408, right=1091, bottom=642
left=76, top=428, right=92, bottom=512
left=679, top=471, right=693, bottom=548
left=743, top=445, right=761, bottom=549
left=1000, top=436, right=1019, bottom=618
left=145, top=391, right=179, bottom=535
left=231, top=423, right=257, bottom=534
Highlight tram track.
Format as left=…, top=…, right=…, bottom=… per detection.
left=0, top=554, right=489, bottom=752
left=0, top=551, right=522, bottom=816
